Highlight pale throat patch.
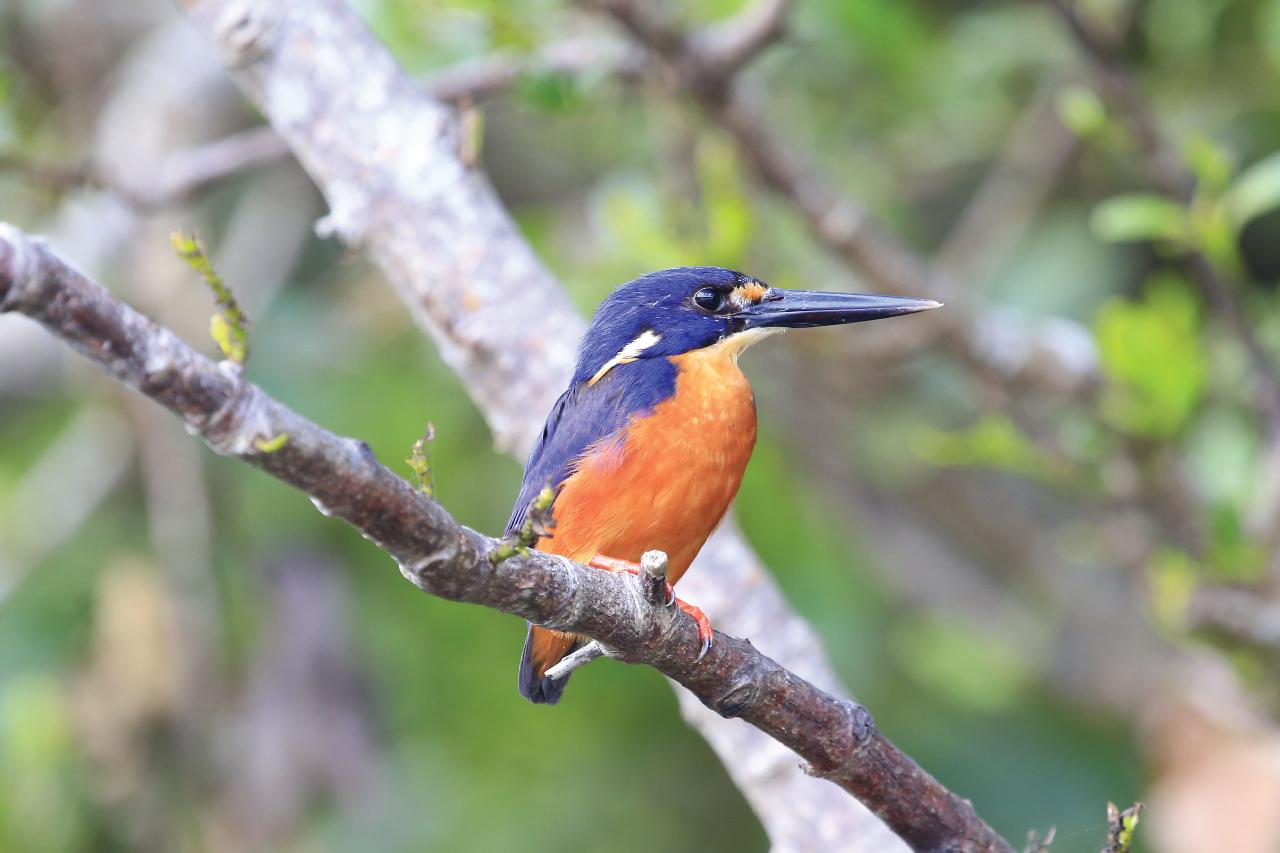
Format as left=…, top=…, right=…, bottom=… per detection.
left=710, top=326, right=784, bottom=362
left=588, top=329, right=662, bottom=385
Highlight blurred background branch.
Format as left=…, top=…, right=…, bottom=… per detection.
left=3, top=0, right=1280, bottom=850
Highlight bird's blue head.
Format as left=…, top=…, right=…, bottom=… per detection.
left=573, top=266, right=939, bottom=384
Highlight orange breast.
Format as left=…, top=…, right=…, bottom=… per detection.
left=538, top=344, right=757, bottom=584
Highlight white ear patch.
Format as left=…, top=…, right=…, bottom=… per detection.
left=588, top=330, right=662, bottom=385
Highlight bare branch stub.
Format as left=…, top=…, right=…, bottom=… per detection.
left=0, top=223, right=1015, bottom=853
left=544, top=641, right=609, bottom=680
left=639, top=549, right=670, bottom=606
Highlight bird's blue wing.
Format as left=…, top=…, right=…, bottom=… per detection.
left=506, top=358, right=677, bottom=534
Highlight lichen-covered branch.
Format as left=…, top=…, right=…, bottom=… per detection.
left=0, top=223, right=1014, bottom=853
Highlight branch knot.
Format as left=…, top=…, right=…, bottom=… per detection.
left=215, top=2, right=281, bottom=68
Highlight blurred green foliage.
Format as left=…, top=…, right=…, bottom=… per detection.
left=7, top=0, right=1280, bottom=850
left=1095, top=275, right=1206, bottom=438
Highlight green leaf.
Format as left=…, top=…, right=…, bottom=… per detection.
left=698, top=137, right=752, bottom=261
left=891, top=614, right=1029, bottom=712
left=515, top=69, right=584, bottom=114
left=1263, top=0, right=1280, bottom=71
left=913, top=415, right=1065, bottom=484
left=1205, top=504, right=1266, bottom=581
left=1147, top=548, right=1197, bottom=631
left=0, top=676, right=70, bottom=771
left=1094, top=275, right=1206, bottom=437
left=1091, top=194, right=1188, bottom=245
left=1184, top=135, right=1235, bottom=193
left=1055, top=85, right=1107, bottom=138
left=1224, top=152, right=1280, bottom=228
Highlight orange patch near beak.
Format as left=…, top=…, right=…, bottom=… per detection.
left=732, top=281, right=769, bottom=304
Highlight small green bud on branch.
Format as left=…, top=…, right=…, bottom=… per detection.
left=406, top=422, right=436, bottom=497
left=254, top=433, right=290, bottom=453
left=1102, top=801, right=1143, bottom=853
left=171, top=230, right=249, bottom=364
left=490, top=485, right=556, bottom=563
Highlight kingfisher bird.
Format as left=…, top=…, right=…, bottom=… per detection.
left=512, top=267, right=938, bottom=704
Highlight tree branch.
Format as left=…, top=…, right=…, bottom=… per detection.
left=176, top=1, right=911, bottom=848
left=0, top=126, right=288, bottom=211
left=693, top=0, right=793, bottom=79
left=932, top=81, right=1079, bottom=306
left=0, top=42, right=637, bottom=213
left=424, top=36, right=644, bottom=103
left=0, top=407, right=133, bottom=603
left=1187, top=585, right=1280, bottom=654
left=0, top=222, right=1014, bottom=853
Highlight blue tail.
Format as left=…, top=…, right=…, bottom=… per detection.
left=518, top=622, right=576, bottom=705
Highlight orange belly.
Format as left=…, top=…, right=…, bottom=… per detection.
left=537, top=344, right=757, bottom=584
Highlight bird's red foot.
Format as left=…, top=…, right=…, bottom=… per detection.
left=589, top=554, right=676, bottom=606
left=588, top=554, right=708, bottom=657
left=676, top=598, right=713, bottom=661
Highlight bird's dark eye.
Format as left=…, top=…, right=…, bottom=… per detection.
left=693, top=287, right=723, bottom=311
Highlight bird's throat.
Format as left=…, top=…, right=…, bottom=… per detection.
left=711, top=326, right=785, bottom=363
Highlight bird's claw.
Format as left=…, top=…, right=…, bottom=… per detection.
left=676, top=598, right=713, bottom=662
left=590, top=554, right=676, bottom=606
left=589, top=554, right=639, bottom=574
left=587, top=554, right=710, bottom=661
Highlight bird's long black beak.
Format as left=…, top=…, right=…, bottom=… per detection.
left=737, top=290, right=941, bottom=330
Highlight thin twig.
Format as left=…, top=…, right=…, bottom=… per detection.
left=0, top=222, right=1015, bottom=853
left=0, top=125, right=288, bottom=211
left=545, top=641, right=610, bottom=680
left=1187, top=585, right=1280, bottom=653
left=0, top=153, right=95, bottom=192
left=933, top=80, right=1080, bottom=305
left=1047, top=0, right=1183, bottom=194
left=0, top=407, right=133, bottom=605
left=144, top=125, right=288, bottom=207
left=693, top=0, right=794, bottom=79
left=0, top=43, right=639, bottom=213
left=425, top=36, right=644, bottom=103
left=1048, top=0, right=1280, bottom=432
